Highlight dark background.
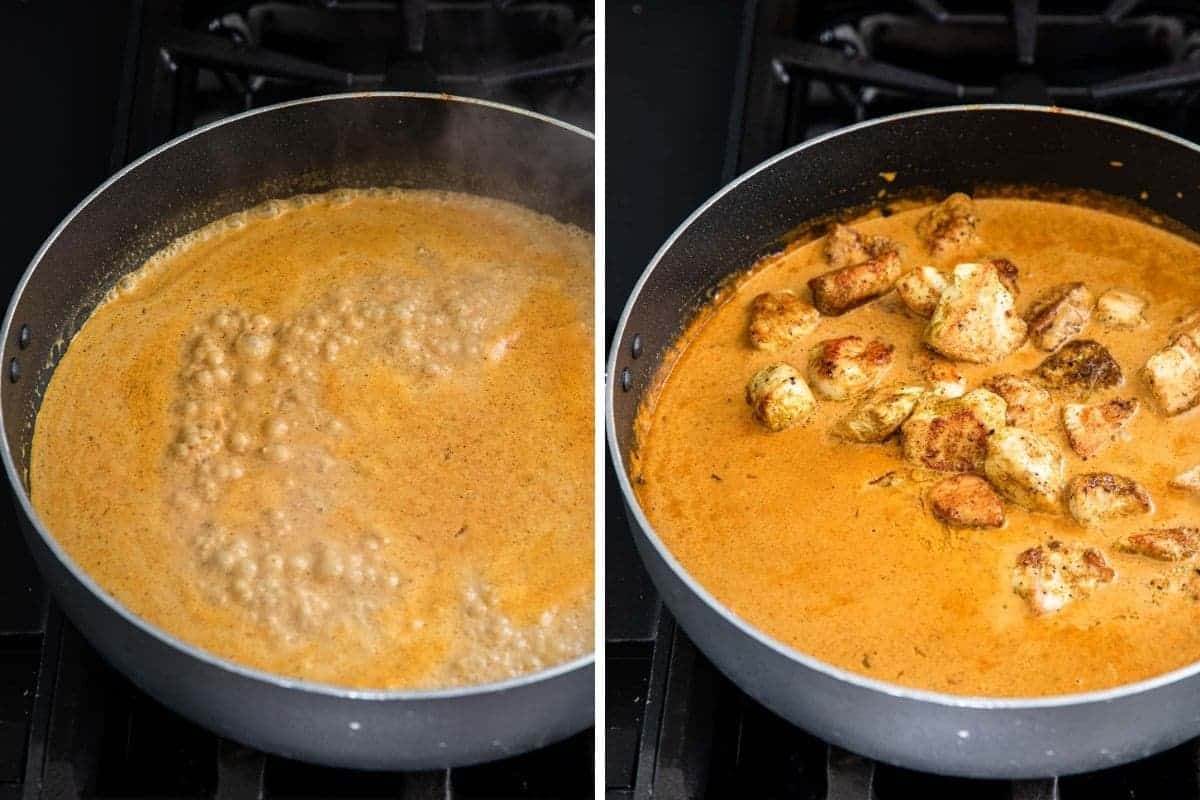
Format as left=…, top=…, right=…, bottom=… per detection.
left=1, top=1, right=136, bottom=299
left=605, top=1, right=748, bottom=328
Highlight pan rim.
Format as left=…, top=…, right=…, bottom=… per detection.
left=1, top=91, right=594, bottom=702
left=606, top=102, right=1200, bottom=712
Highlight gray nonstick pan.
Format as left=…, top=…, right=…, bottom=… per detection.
left=608, top=105, right=1200, bottom=779
left=2, top=92, right=593, bottom=770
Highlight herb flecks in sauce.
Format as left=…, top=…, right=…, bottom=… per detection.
left=635, top=198, right=1200, bottom=697
left=33, top=189, right=594, bottom=690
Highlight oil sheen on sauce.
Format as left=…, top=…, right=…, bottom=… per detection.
left=31, top=189, right=594, bottom=690
left=634, top=198, right=1200, bottom=698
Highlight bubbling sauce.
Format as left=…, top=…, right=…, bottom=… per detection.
left=634, top=198, right=1200, bottom=698
left=32, top=189, right=593, bottom=689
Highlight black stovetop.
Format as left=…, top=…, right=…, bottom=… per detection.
left=2, top=2, right=593, bottom=799
left=606, top=2, right=1200, bottom=798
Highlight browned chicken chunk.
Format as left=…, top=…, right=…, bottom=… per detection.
left=1173, top=308, right=1200, bottom=337
left=1035, top=339, right=1123, bottom=395
left=983, top=373, right=1053, bottom=428
left=1066, top=473, right=1153, bottom=526
left=984, top=427, right=1065, bottom=512
left=928, top=474, right=1006, bottom=528
left=901, top=389, right=1007, bottom=473
left=1142, top=325, right=1200, bottom=416
left=748, top=290, right=820, bottom=350
left=823, top=223, right=898, bottom=269
left=917, top=193, right=980, bottom=257
left=808, top=336, right=896, bottom=401
left=807, top=251, right=904, bottom=317
left=1118, top=527, right=1200, bottom=561
left=1095, top=289, right=1147, bottom=329
left=1172, top=465, right=1200, bottom=493
left=991, top=258, right=1021, bottom=296
left=925, top=260, right=1027, bottom=363
left=1012, top=540, right=1115, bottom=614
left=1025, top=282, right=1095, bottom=351
left=835, top=384, right=926, bottom=443
left=919, top=356, right=966, bottom=399
left=895, top=266, right=948, bottom=318
left=1061, top=398, right=1139, bottom=460
left=746, top=363, right=817, bottom=432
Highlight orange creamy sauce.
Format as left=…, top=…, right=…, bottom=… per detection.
left=635, top=198, right=1200, bottom=697
left=31, top=189, right=594, bottom=689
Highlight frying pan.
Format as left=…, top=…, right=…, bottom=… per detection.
left=1, top=92, right=594, bottom=770
left=607, top=105, right=1200, bottom=779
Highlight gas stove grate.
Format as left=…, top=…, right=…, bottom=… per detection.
left=2, top=607, right=592, bottom=800
left=607, top=616, right=1200, bottom=800
left=123, top=0, right=594, bottom=162
left=731, top=0, right=1200, bottom=176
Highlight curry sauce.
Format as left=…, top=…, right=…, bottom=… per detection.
left=32, top=189, right=594, bottom=690
left=634, top=198, right=1200, bottom=697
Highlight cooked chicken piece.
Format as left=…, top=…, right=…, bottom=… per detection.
left=835, top=384, right=926, bottom=443
left=991, top=258, right=1021, bottom=297
left=928, top=474, right=1006, bottom=528
left=1095, top=289, right=1147, bottom=329
left=983, top=373, right=1053, bottom=428
left=807, top=336, right=896, bottom=401
left=984, top=427, right=1066, bottom=512
left=823, top=223, right=898, bottom=269
left=1012, top=540, right=1115, bottom=614
left=920, top=356, right=966, bottom=399
left=1025, top=282, right=1094, bottom=351
left=958, top=388, right=1009, bottom=431
left=901, top=389, right=1007, bottom=473
left=925, top=261, right=1028, bottom=363
left=1062, top=398, right=1139, bottom=460
left=1035, top=339, right=1123, bottom=395
left=895, top=266, right=948, bottom=318
left=917, top=193, right=980, bottom=257
left=1173, top=308, right=1200, bottom=337
left=1118, top=527, right=1200, bottom=561
left=807, top=251, right=904, bottom=317
left=1171, top=465, right=1200, bottom=493
left=1066, top=473, right=1153, bottom=526
left=1142, top=326, right=1200, bottom=416
left=748, top=290, right=820, bottom=350
left=746, top=363, right=817, bottom=432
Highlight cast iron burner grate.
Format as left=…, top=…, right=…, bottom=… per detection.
left=732, top=0, right=1200, bottom=175
left=607, top=2, right=1200, bottom=798
left=1, top=608, right=590, bottom=800
left=608, top=616, right=1200, bottom=800
left=122, top=0, right=594, bottom=163
left=3, top=2, right=594, bottom=799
